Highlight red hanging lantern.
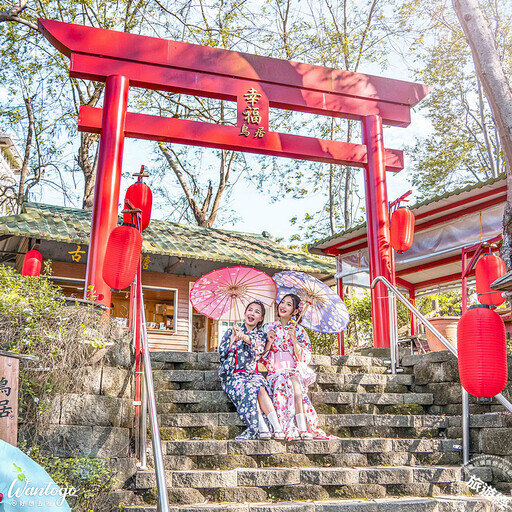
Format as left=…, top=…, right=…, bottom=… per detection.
left=390, top=207, right=415, bottom=253
left=475, top=253, right=506, bottom=307
left=102, top=224, right=143, bottom=291
left=457, top=305, right=507, bottom=398
left=123, top=182, right=153, bottom=231
left=22, top=249, right=43, bottom=277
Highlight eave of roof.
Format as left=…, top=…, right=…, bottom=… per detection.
left=0, top=134, right=23, bottom=171
left=310, top=174, right=507, bottom=254
left=0, top=202, right=334, bottom=275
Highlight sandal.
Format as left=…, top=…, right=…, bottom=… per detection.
left=299, top=431, right=313, bottom=439
left=273, top=431, right=285, bottom=440
left=259, top=431, right=272, bottom=439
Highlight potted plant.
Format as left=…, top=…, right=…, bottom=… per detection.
left=424, top=293, right=462, bottom=352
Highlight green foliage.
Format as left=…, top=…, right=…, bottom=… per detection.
left=343, top=294, right=374, bottom=348
left=0, top=264, right=66, bottom=350
left=306, top=328, right=338, bottom=356
left=418, top=291, right=463, bottom=317
left=398, top=0, right=512, bottom=199
left=316, top=289, right=464, bottom=353
left=20, top=444, right=118, bottom=512
left=0, top=264, right=122, bottom=443
left=341, top=293, right=413, bottom=349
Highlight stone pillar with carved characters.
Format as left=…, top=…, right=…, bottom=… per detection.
left=0, top=351, right=38, bottom=446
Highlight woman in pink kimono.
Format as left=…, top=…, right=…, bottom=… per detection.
left=261, top=294, right=330, bottom=440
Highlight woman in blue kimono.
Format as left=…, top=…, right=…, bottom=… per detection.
left=218, top=301, right=284, bottom=440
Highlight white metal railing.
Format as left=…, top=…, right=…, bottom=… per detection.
left=135, top=274, right=169, bottom=512
left=371, top=276, right=512, bottom=465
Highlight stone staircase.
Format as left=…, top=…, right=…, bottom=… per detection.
left=123, top=352, right=498, bottom=511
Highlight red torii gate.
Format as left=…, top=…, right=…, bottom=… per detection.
left=39, top=19, right=430, bottom=348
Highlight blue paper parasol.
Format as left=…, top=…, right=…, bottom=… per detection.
left=273, top=270, right=349, bottom=333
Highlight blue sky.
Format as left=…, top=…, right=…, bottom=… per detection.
left=117, top=101, right=432, bottom=241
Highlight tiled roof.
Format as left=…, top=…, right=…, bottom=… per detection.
left=0, top=202, right=334, bottom=275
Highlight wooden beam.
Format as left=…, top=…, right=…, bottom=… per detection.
left=79, top=106, right=405, bottom=171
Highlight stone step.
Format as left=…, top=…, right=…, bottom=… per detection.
left=155, top=390, right=432, bottom=405
left=156, top=412, right=450, bottom=441
left=122, top=496, right=497, bottom=512
left=150, top=352, right=389, bottom=374
left=157, top=438, right=460, bottom=457
left=157, top=412, right=448, bottom=429
left=147, top=437, right=462, bottom=470
left=155, top=389, right=433, bottom=415
left=152, top=370, right=413, bottom=393
left=158, top=415, right=447, bottom=441
left=131, top=464, right=500, bottom=506
left=123, top=496, right=500, bottom=512
left=134, top=465, right=473, bottom=496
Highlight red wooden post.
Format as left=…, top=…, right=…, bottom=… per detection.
left=409, top=288, right=416, bottom=336
left=362, top=115, right=394, bottom=348
left=0, top=353, right=19, bottom=446
left=462, top=248, right=469, bottom=314
left=135, top=257, right=142, bottom=417
left=84, top=75, right=129, bottom=307
left=336, top=258, right=345, bottom=355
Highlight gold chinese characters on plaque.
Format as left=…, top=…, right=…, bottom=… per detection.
left=68, top=245, right=86, bottom=262
left=239, top=88, right=265, bottom=139
left=141, top=254, right=151, bottom=270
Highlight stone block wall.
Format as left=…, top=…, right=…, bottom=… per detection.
left=20, top=336, right=137, bottom=489
left=401, top=351, right=512, bottom=462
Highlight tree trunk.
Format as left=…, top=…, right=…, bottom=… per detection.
left=452, top=0, right=512, bottom=267
left=79, top=133, right=98, bottom=209
left=17, top=95, right=34, bottom=213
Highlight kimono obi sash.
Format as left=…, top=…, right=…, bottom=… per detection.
left=233, top=343, right=257, bottom=374
left=274, top=350, right=296, bottom=371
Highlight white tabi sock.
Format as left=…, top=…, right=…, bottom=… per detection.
left=296, top=412, right=307, bottom=432
left=258, top=412, right=270, bottom=433
left=266, top=411, right=282, bottom=432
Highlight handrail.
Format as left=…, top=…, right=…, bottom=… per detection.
left=371, top=276, right=512, bottom=465
left=137, top=277, right=169, bottom=512
left=372, top=277, right=458, bottom=357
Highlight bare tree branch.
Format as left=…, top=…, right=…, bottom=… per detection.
left=0, top=1, right=38, bottom=30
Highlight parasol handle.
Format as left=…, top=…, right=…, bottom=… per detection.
left=294, top=302, right=310, bottom=325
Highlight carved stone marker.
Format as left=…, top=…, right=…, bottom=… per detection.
left=0, top=350, right=38, bottom=446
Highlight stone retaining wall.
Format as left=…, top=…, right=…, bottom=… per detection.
left=401, top=351, right=512, bottom=465
left=20, top=335, right=137, bottom=490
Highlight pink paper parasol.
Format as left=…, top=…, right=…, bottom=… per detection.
left=190, top=266, right=277, bottom=321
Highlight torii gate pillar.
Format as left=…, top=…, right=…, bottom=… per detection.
left=84, top=75, right=129, bottom=307
left=362, top=115, right=395, bottom=348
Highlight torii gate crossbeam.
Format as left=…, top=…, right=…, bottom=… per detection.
left=39, top=18, right=430, bottom=349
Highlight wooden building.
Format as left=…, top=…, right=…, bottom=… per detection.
left=0, top=203, right=334, bottom=352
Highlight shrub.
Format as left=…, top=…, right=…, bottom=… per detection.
left=21, top=444, right=118, bottom=512
left=0, top=264, right=123, bottom=443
